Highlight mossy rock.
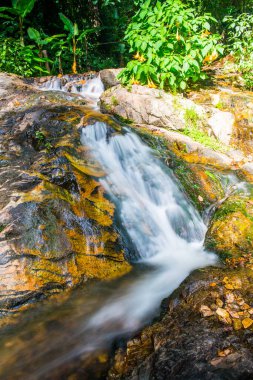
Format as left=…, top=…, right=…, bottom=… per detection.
left=205, top=195, right=253, bottom=258
left=0, top=82, right=131, bottom=312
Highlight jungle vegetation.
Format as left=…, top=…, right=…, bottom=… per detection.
left=0, top=0, right=252, bottom=90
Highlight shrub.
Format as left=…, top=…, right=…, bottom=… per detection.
left=0, top=37, right=49, bottom=77
left=224, top=13, right=253, bottom=90
left=119, top=0, right=223, bottom=91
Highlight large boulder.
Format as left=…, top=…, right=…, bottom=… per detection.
left=100, top=84, right=198, bottom=129
left=100, top=84, right=236, bottom=148
left=0, top=74, right=131, bottom=311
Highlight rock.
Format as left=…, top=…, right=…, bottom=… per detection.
left=0, top=73, right=131, bottom=312
left=101, top=84, right=205, bottom=130
left=208, top=110, right=234, bottom=145
left=205, top=195, right=253, bottom=258
left=200, top=305, right=214, bottom=317
left=241, top=162, right=253, bottom=183
left=99, top=68, right=122, bottom=89
left=108, top=267, right=253, bottom=380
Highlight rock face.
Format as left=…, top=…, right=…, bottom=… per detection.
left=205, top=195, right=253, bottom=258
left=0, top=74, right=130, bottom=311
left=100, top=84, right=237, bottom=147
left=101, top=84, right=195, bottom=129
left=109, top=266, right=253, bottom=380
left=189, top=87, right=253, bottom=154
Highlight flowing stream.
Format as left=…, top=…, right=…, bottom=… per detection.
left=0, top=76, right=218, bottom=379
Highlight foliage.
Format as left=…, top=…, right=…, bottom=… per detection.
left=0, top=0, right=252, bottom=80
left=0, top=0, right=37, bottom=45
left=119, top=0, right=223, bottom=91
left=58, top=12, right=97, bottom=74
left=224, top=12, right=253, bottom=89
left=0, top=37, right=49, bottom=76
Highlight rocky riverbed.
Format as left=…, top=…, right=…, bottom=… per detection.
left=0, top=70, right=252, bottom=379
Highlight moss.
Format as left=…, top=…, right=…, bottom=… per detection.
left=206, top=196, right=253, bottom=259
left=181, top=107, right=228, bottom=152
left=0, top=224, right=6, bottom=233
left=215, top=101, right=225, bottom=110
left=111, top=96, right=119, bottom=106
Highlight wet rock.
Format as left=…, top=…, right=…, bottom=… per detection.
left=0, top=74, right=131, bottom=312
left=108, top=267, right=253, bottom=380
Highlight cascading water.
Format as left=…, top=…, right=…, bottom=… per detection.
left=80, top=121, right=216, bottom=331
left=40, top=74, right=104, bottom=102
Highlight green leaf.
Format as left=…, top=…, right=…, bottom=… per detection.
left=180, top=81, right=187, bottom=90
left=59, top=12, right=74, bottom=34
left=12, top=0, right=37, bottom=18
left=27, top=27, right=40, bottom=43
left=73, top=23, right=79, bottom=36
left=0, top=6, right=18, bottom=15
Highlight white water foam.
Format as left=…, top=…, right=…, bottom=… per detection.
left=40, top=74, right=104, bottom=103
left=81, top=121, right=217, bottom=332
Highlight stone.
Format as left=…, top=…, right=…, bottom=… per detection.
left=99, top=68, right=122, bottom=89
left=208, top=110, right=234, bottom=145
left=200, top=305, right=214, bottom=317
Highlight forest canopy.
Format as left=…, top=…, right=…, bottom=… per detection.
left=0, top=0, right=252, bottom=90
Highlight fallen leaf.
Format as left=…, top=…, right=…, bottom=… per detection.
left=218, top=348, right=232, bottom=357
left=241, top=303, right=250, bottom=310
left=228, top=310, right=240, bottom=319
left=242, top=318, right=253, bottom=329
left=216, top=308, right=232, bottom=324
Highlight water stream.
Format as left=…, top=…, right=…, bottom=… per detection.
left=0, top=76, right=218, bottom=379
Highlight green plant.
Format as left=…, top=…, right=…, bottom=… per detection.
left=27, top=28, right=64, bottom=74
left=111, top=95, right=119, bottom=106
left=0, top=0, right=37, bottom=45
left=184, top=107, right=200, bottom=128
left=35, top=130, right=45, bottom=141
left=0, top=37, right=49, bottom=76
left=58, top=13, right=97, bottom=74
left=119, top=0, right=223, bottom=91
left=224, top=13, right=253, bottom=89
left=183, top=107, right=226, bottom=151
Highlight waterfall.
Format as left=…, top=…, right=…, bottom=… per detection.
left=40, top=74, right=104, bottom=102
left=80, top=121, right=216, bottom=331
